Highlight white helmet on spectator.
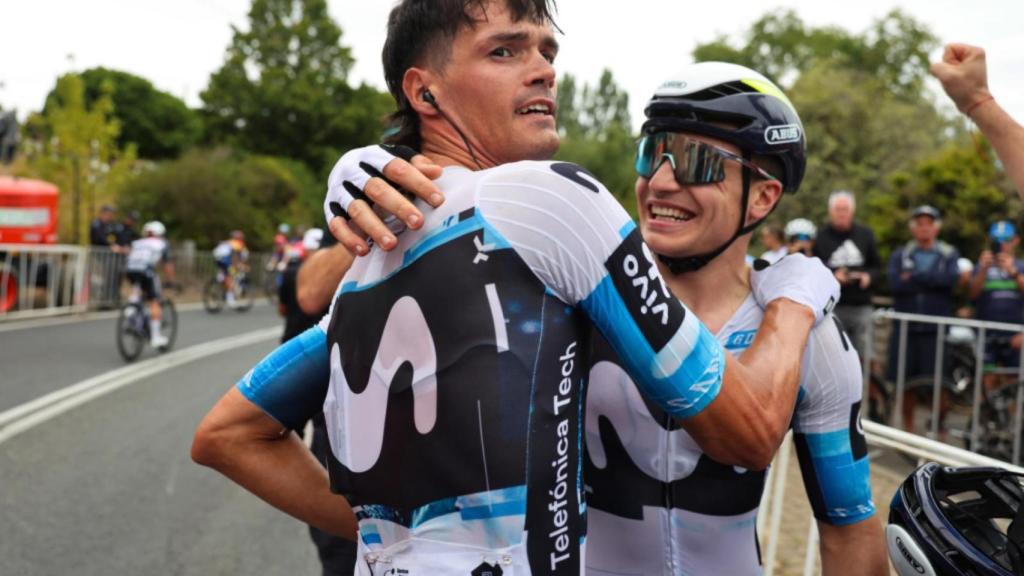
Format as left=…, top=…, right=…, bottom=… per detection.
left=784, top=218, right=816, bottom=241
left=303, top=228, right=324, bottom=252
left=143, top=221, right=166, bottom=237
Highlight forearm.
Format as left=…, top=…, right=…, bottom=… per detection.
left=683, top=300, right=813, bottom=469
left=819, top=517, right=888, bottom=576
left=297, top=245, right=354, bottom=315
left=971, top=100, right=1024, bottom=196
left=969, top=271, right=986, bottom=299
left=192, top=388, right=357, bottom=539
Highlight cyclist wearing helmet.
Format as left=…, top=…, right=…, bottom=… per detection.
left=785, top=217, right=817, bottom=256
left=313, top=61, right=882, bottom=574
left=212, top=230, right=249, bottom=308
left=581, top=62, right=885, bottom=576
left=888, top=462, right=1024, bottom=576
left=125, top=221, right=174, bottom=348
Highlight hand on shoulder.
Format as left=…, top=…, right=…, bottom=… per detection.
left=751, top=253, right=840, bottom=324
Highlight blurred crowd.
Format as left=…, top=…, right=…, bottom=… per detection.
left=760, top=189, right=1024, bottom=438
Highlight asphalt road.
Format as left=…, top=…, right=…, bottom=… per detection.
left=0, top=305, right=322, bottom=575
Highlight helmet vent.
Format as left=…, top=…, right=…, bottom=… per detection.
left=685, top=81, right=759, bottom=102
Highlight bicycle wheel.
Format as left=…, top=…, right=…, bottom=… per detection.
left=233, top=273, right=254, bottom=312
left=158, top=298, right=178, bottom=352
left=116, top=303, right=146, bottom=362
left=203, top=278, right=224, bottom=314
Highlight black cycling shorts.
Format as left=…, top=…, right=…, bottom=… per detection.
left=127, top=271, right=161, bottom=301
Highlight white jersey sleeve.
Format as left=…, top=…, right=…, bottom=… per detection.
left=477, top=161, right=725, bottom=419
left=792, top=314, right=875, bottom=525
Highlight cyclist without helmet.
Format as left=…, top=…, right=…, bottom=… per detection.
left=125, top=221, right=174, bottom=347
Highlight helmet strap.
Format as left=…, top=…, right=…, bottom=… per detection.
left=658, top=151, right=776, bottom=275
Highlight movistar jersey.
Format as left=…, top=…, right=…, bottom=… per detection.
left=236, top=161, right=725, bottom=575
left=585, top=296, right=873, bottom=576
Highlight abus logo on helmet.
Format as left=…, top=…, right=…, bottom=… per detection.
left=764, top=124, right=801, bottom=144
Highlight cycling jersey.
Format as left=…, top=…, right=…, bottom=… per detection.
left=237, top=161, right=726, bottom=576
left=585, top=296, right=872, bottom=576
left=126, top=236, right=170, bottom=274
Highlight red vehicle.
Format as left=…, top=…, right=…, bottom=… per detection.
left=0, top=176, right=60, bottom=312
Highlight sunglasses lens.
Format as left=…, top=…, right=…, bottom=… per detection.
left=677, top=137, right=726, bottom=184
left=636, top=133, right=728, bottom=185
left=635, top=135, right=666, bottom=178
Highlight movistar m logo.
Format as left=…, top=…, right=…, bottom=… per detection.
left=764, top=124, right=801, bottom=144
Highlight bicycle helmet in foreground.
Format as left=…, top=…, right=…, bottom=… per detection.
left=888, top=462, right=1024, bottom=575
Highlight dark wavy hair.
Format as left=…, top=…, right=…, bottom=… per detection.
left=382, top=0, right=559, bottom=149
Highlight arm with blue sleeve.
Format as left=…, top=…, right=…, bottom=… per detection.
left=791, top=316, right=886, bottom=575
left=192, top=320, right=357, bottom=539
left=477, top=161, right=813, bottom=469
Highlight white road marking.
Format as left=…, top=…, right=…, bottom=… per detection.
left=0, top=301, right=218, bottom=333
left=0, top=326, right=280, bottom=445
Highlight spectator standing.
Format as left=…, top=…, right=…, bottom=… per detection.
left=89, top=204, right=123, bottom=306
left=887, top=205, right=961, bottom=431
left=116, top=211, right=141, bottom=251
left=276, top=226, right=357, bottom=576
left=814, top=190, right=882, bottom=355
left=89, top=204, right=119, bottom=248
left=970, top=221, right=1024, bottom=387
left=758, top=223, right=788, bottom=264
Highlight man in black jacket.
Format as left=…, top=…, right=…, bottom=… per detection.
left=814, top=190, right=881, bottom=356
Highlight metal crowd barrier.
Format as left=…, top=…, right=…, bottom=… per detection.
left=864, top=309, right=1024, bottom=464
left=758, top=423, right=1024, bottom=576
left=0, top=244, right=275, bottom=321
left=0, top=243, right=89, bottom=320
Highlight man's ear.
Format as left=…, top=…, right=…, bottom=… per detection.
left=748, top=179, right=784, bottom=223
left=403, top=68, right=438, bottom=117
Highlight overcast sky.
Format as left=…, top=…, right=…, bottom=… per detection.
left=3, top=0, right=1022, bottom=130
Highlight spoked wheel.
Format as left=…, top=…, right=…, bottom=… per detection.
left=157, top=298, right=178, bottom=352
left=203, top=278, right=225, bottom=314
left=233, top=274, right=254, bottom=312
left=116, top=303, right=146, bottom=362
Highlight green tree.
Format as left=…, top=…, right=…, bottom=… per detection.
left=19, top=73, right=136, bottom=244
left=118, top=148, right=319, bottom=249
left=765, top=63, right=950, bottom=227
left=867, top=137, right=1021, bottom=263
left=42, top=68, right=202, bottom=159
left=555, top=70, right=637, bottom=215
left=693, top=9, right=938, bottom=99
left=201, top=0, right=392, bottom=174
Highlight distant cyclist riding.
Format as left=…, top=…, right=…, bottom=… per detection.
left=119, top=220, right=177, bottom=360
left=206, top=230, right=253, bottom=313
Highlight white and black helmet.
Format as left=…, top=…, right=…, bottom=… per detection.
left=643, top=62, right=807, bottom=193
left=642, top=62, right=807, bottom=274
left=143, top=221, right=166, bottom=237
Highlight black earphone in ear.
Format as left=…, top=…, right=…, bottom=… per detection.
left=422, top=90, right=436, bottom=104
